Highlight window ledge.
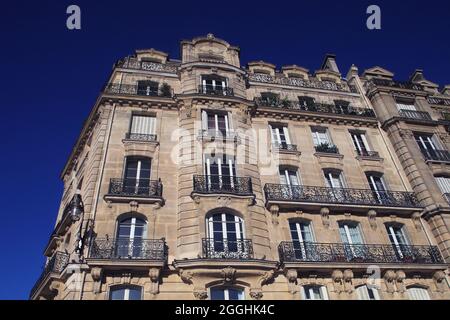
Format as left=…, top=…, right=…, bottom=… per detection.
left=314, top=152, right=344, bottom=159
left=104, top=194, right=165, bottom=206
left=356, top=155, right=384, bottom=162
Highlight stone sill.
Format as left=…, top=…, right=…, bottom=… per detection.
left=104, top=194, right=165, bottom=206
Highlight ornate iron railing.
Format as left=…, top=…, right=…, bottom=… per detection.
left=30, top=252, right=69, bottom=298
left=202, top=238, right=254, bottom=259
left=428, top=97, right=450, bottom=106
left=125, top=133, right=157, bottom=142
left=104, top=83, right=173, bottom=97
left=108, top=178, right=163, bottom=198
left=264, top=184, right=421, bottom=208
left=356, top=150, right=380, bottom=158
left=193, top=175, right=253, bottom=195
left=255, top=98, right=375, bottom=118
left=369, top=78, right=424, bottom=91
left=198, top=129, right=238, bottom=142
left=278, top=241, right=444, bottom=264
left=248, top=73, right=355, bottom=93
left=399, top=109, right=432, bottom=121
left=90, top=238, right=167, bottom=260
left=116, top=57, right=178, bottom=73
left=315, top=144, right=339, bottom=154
left=272, top=142, right=298, bottom=152
left=197, top=85, right=234, bottom=96
left=422, top=149, right=450, bottom=162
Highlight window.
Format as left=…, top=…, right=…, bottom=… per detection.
left=116, top=216, right=147, bottom=258
left=311, top=127, right=332, bottom=147
left=129, top=114, right=156, bottom=139
left=201, top=75, right=228, bottom=94
left=339, top=221, right=364, bottom=260
left=334, top=100, right=350, bottom=114
left=301, top=285, right=328, bottom=300
left=366, top=173, right=389, bottom=204
left=323, top=170, right=346, bottom=189
left=350, top=131, right=371, bottom=156
left=414, top=133, right=442, bottom=158
left=137, top=80, right=158, bottom=96
left=210, top=287, right=245, bottom=300
left=206, top=212, right=245, bottom=257
left=298, top=96, right=315, bottom=110
left=396, top=100, right=416, bottom=111
left=270, top=124, right=292, bottom=148
left=204, top=154, right=236, bottom=191
left=386, top=224, right=411, bottom=259
left=356, top=285, right=380, bottom=300
left=261, top=92, right=279, bottom=104
left=407, top=286, right=431, bottom=300
left=123, top=157, right=151, bottom=195
left=289, top=221, right=314, bottom=260
left=201, top=110, right=232, bottom=137
left=110, top=285, right=142, bottom=300
left=279, top=167, right=301, bottom=199
left=435, top=176, right=450, bottom=194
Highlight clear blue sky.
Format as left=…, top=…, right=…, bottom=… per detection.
left=0, top=0, right=449, bottom=300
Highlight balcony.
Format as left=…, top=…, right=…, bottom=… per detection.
left=264, top=184, right=421, bottom=209
left=202, top=238, right=254, bottom=259
left=278, top=242, right=444, bottom=265
left=104, top=178, right=163, bottom=204
left=356, top=150, right=380, bottom=158
left=197, top=85, right=234, bottom=96
left=193, top=175, right=253, bottom=196
left=197, top=129, right=239, bottom=143
left=103, top=83, right=174, bottom=98
left=115, top=57, right=178, bottom=74
left=428, top=97, right=450, bottom=106
left=30, top=252, right=69, bottom=299
left=399, top=109, right=432, bottom=121
left=422, top=149, right=450, bottom=162
left=272, top=142, right=298, bottom=153
left=314, top=143, right=339, bottom=154
left=125, top=132, right=157, bottom=142
left=89, top=238, right=167, bottom=261
left=255, top=98, right=376, bottom=118
left=369, top=78, right=424, bottom=91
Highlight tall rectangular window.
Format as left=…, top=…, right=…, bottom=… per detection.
left=137, top=80, right=159, bottom=96
left=129, top=115, right=156, bottom=139
left=396, top=101, right=416, bottom=111
left=270, top=124, right=292, bottom=148
left=435, top=176, right=450, bottom=194
left=350, top=131, right=371, bottom=156
left=311, top=127, right=332, bottom=146
left=324, top=170, right=345, bottom=189
left=201, top=111, right=232, bottom=137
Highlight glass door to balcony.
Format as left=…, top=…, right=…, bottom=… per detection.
left=202, top=75, right=227, bottom=95
left=351, top=132, right=371, bottom=156
left=367, top=174, right=389, bottom=204
left=415, top=134, right=438, bottom=160
left=279, top=168, right=301, bottom=199
left=205, top=155, right=236, bottom=192
left=207, top=213, right=245, bottom=258
left=324, top=170, right=346, bottom=202
left=270, top=124, right=291, bottom=149
left=201, top=111, right=231, bottom=138
left=123, top=157, right=151, bottom=195
left=289, top=221, right=313, bottom=260
left=339, top=222, right=364, bottom=261
left=137, top=80, right=158, bottom=96
left=386, top=224, right=411, bottom=261
left=116, top=217, right=147, bottom=258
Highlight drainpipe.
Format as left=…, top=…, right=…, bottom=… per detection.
left=78, top=102, right=117, bottom=300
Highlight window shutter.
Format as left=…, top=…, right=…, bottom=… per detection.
left=201, top=110, right=208, bottom=130
left=320, top=286, right=329, bottom=300
left=435, top=177, right=450, bottom=193
left=227, top=112, right=233, bottom=130
left=396, top=102, right=416, bottom=111
left=282, top=126, right=291, bottom=145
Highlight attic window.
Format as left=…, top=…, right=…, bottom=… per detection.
left=254, top=69, right=271, bottom=75
left=198, top=53, right=224, bottom=62
left=320, top=76, right=337, bottom=83
left=141, top=57, right=162, bottom=64
left=287, top=73, right=304, bottom=79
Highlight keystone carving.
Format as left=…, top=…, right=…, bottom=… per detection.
left=367, top=210, right=377, bottom=230
left=129, top=201, right=139, bottom=212
left=320, top=207, right=330, bottom=228
left=331, top=270, right=344, bottom=293
left=384, top=270, right=396, bottom=294
left=285, top=269, right=298, bottom=294
left=343, top=269, right=354, bottom=293
left=221, top=267, right=237, bottom=284
left=91, top=267, right=103, bottom=294
left=149, top=268, right=160, bottom=295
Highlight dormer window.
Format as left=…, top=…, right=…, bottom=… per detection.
left=141, top=57, right=162, bottom=64
left=287, top=73, right=304, bottom=79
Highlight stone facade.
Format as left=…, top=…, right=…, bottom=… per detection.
left=31, top=34, right=450, bottom=300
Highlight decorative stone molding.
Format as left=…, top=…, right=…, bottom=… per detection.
left=367, top=210, right=377, bottom=230
left=398, top=129, right=414, bottom=140
left=320, top=207, right=330, bottom=228
left=193, top=196, right=201, bottom=205
left=433, top=271, right=447, bottom=293
left=49, top=281, right=63, bottom=298
left=179, top=269, right=194, bottom=285
left=249, top=288, right=263, bottom=300
left=148, top=268, right=160, bottom=295
left=411, top=212, right=422, bottom=230
left=258, top=270, right=275, bottom=287
left=221, top=266, right=237, bottom=284
left=331, top=270, right=344, bottom=293
left=217, top=196, right=232, bottom=207
left=384, top=270, right=396, bottom=294
left=269, top=204, right=280, bottom=225
left=91, top=267, right=103, bottom=294
left=343, top=269, right=354, bottom=293
left=285, top=269, right=298, bottom=294
left=395, top=270, right=406, bottom=293
left=129, top=201, right=139, bottom=212
left=193, top=288, right=208, bottom=300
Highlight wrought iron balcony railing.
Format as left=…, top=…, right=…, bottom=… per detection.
left=104, top=83, right=174, bottom=98
left=399, top=109, right=432, bottom=121
left=248, top=73, right=355, bottom=93
left=125, top=132, right=158, bottom=142
left=198, top=129, right=238, bottom=142
left=272, top=142, right=298, bottom=152
left=315, top=144, right=339, bottom=154
left=116, top=57, right=178, bottom=73
left=422, top=149, right=450, bottom=162
left=369, top=78, right=424, bottom=91
left=278, top=241, right=444, bottom=264
left=202, top=238, right=254, bottom=259
left=90, top=238, right=167, bottom=261
left=30, top=252, right=69, bottom=298
left=264, top=184, right=420, bottom=208
left=428, top=97, right=450, bottom=106
left=198, top=85, right=234, bottom=96
left=193, top=175, right=253, bottom=195
left=356, top=150, right=380, bottom=158
left=108, top=178, right=163, bottom=198
left=255, top=98, right=376, bottom=118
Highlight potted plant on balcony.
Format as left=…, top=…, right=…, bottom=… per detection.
left=315, top=142, right=338, bottom=154
left=160, top=82, right=172, bottom=97
left=281, top=97, right=292, bottom=109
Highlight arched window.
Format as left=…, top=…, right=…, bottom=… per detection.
left=116, top=216, right=147, bottom=258
left=301, top=285, right=328, bottom=300
left=338, top=221, right=364, bottom=260
left=210, top=286, right=245, bottom=300
left=356, top=285, right=380, bottom=300
left=385, top=223, right=411, bottom=261
left=123, top=156, right=151, bottom=195
left=205, top=212, right=248, bottom=258
left=407, top=286, right=431, bottom=300
left=289, top=220, right=314, bottom=260
left=109, top=285, right=142, bottom=300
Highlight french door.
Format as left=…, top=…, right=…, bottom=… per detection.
left=202, top=76, right=227, bottom=95
left=270, top=124, right=291, bottom=149
left=339, top=222, right=364, bottom=260
left=367, top=174, right=389, bottom=204
left=137, top=80, right=158, bottom=96
left=279, top=168, right=301, bottom=199
left=204, top=155, right=236, bottom=191
left=206, top=213, right=245, bottom=258
left=116, top=217, right=146, bottom=258
left=289, top=221, right=314, bottom=260
left=123, top=157, right=151, bottom=195
left=324, top=170, right=346, bottom=202
left=415, top=134, right=438, bottom=159
left=386, top=225, right=411, bottom=260
left=351, top=132, right=371, bottom=156
left=201, top=111, right=232, bottom=137
left=312, top=128, right=331, bottom=147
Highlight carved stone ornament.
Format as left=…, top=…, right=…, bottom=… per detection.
left=217, top=196, right=231, bottom=207
left=193, top=288, right=208, bottom=300
left=395, top=270, right=406, bottom=293
left=149, top=268, right=160, bottom=295
left=411, top=212, right=422, bottom=230
left=269, top=204, right=280, bottom=225
left=179, top=269, right=194, bottom=284
left=433, top=271, right=448, bottom=293
left=384, top=270, right=396, bottom=294
left=129, top=201, right=139, bottom=212
left=258, top=270, right=275, bottom=287
left=285, top=269, right=298, bottom=294
left=367, top=210, right=377, bottom=230
left=249, top=289, right=263, bottom=300
left=91, top=267, right=103, bottom=294
left=398, top=129, right=414, bottom=140
left=320, top=207, right=330, bottom=228
left=343, top=269, right=354, bottom=293
left=331, top=270, right=344, bottom=293
left=222, top=266, right=237, bottom=284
